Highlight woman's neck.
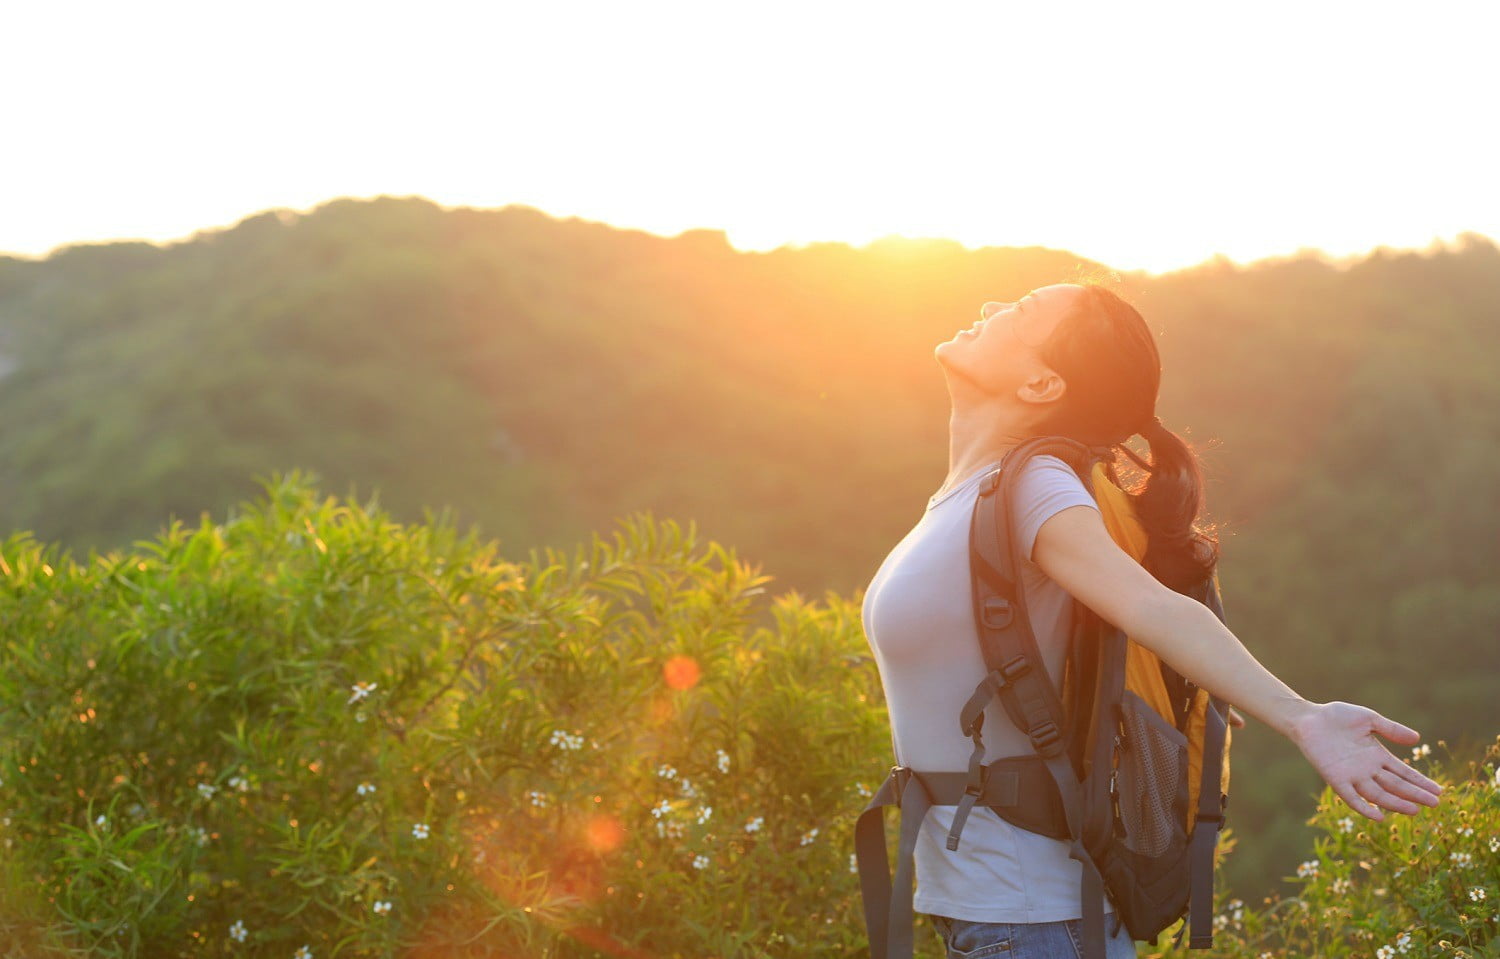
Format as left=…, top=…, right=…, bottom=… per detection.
left=938, top=407, right=1031, bottom=499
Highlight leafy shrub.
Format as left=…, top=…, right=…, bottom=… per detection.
left=1140, top=738, right=1500, bottom=958
left=0, top=471, right=900, bottom=957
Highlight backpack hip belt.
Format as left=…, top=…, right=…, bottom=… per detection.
left=854, top=755, right=1103, bottom=959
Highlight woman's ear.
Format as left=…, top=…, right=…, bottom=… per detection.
left=1017, top=368, right=1066, bottom=406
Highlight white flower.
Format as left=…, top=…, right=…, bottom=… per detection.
left=679, top=778, right=697, bottom=799
left=1378, top=947, right=1395, bottom=959
left=744, top=816, right=764, bottom=834
left=1458, top=825, right=1474, bottom=837
left=197, top=783, right=217, bottom=800
left=855, top=782, right=873, bottom=798
left=715, top=749, right=730, bottom=774
left=691, top=853, right=710, bottom=870
left=1470, top=887, right=1487, bottom=902
left=651, top=800, right=672, bottom=819
left=294, top=947, right=313, bottom=959
left=1331, top=877, right=1351, bottom=895
left=1337, top=816, right=1354, bottom=834
left=549, top=729, right=584, bottom=751
left=1213, top=914, right=1229, bottom=932
left=228, top=776, right=249, bottom=792
left=695, top=805, right=712, bottom=825
left=1296, top=859, right=1319, bottom=878
left=1410, top=743, right=1430, bottom=759
left=656, top=764, right=677, bottom=780
left=1395, top=931, right=1413, bottom=953
left=411, top=822, right=430, bottom=839
left=1490, top=835, right=1500, bottom=853
left=656, top=819, right=686, bottom=839
left=192, top=826, right=210, bottom=846
left=373, top=900, right=393, bottom=915
left=1451, top=851, right=1473, bottom=868
left=354, top=710, right=367, bottom=723
left=95, top=814, right=108, bottom=828
left=348, top=681, right=378, bottom=705
left=228, top=919, right=248, bottom=942
left=526, top=790, right=548, bottom=808
left=356, top=782, right=376, bottom=797
left=1228, top=898, right=1243, bottom=922
left=799, top=827, right=820, bottom=847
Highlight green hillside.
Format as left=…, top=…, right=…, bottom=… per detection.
left=1, top=196, right=1496, bottom=902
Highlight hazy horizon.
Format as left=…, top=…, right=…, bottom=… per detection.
left=4, top=192, right=1495, bottom=278
left=6, top=0, right=1498, bottom=274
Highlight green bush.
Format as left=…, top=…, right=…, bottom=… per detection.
left=1, top=470, right=1493, bottom=957
left=1147, top=737, right=1498, bottom=959
left=0, top=471, right=902, bottom=958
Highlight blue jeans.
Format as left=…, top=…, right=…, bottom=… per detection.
left=929, top=914, right=1137, bottom=958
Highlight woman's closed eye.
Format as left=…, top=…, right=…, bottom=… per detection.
left=980, top=301, right=1015, bottom=321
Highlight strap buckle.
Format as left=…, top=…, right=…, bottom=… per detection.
left=962, top=764, right=988, bottom=799
left=1000, top=654, right=1030, bottom=681
left=1028, top=718, right=1063, bottom=755
left=981, top=596, right=1013, bottom=629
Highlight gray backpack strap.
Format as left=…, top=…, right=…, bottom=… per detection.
left=1174, top=574, right=1232, bottom=950
left=854, top=766, right=927, bottom=959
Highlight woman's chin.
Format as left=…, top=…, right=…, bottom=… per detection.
left=934, top=333, right=969, bottom=357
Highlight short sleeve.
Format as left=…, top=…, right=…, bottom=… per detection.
left=1012, top=455, right=1100, bottom=564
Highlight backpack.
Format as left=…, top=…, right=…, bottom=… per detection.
left=854, top=434, right=1233, bottom=959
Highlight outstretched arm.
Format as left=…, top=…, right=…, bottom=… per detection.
left=1031, top=504, right=1444, bottom=821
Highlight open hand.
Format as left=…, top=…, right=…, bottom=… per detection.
left=1288, top=701, right=1444, bottom=821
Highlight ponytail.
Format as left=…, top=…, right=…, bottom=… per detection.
left=1120, top=416, right=1220, bottom=594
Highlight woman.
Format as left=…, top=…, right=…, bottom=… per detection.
left=859, top=283, right=1444, bottom=959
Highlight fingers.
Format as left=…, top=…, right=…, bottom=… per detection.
left=1370, top=769, right=1439, bottom=813
left=1373, top=712, right=1420, bottom=745
left=1383, top=759, right=1445, bottom=801
left=1227, top=706, right=1245, bottom=728
left=1334, top=780, right=1385, bottom=822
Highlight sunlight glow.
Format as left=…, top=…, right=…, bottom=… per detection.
left=3, top=0, right=1497, bottom=273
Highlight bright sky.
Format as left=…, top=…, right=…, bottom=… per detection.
left=4, top=0, right=1497, bottom=273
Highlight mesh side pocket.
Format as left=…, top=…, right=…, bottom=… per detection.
left=1115, top=688, right=1189, bottom=858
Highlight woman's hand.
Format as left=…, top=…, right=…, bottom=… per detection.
left=1287, top=701, right=1444, bottom=821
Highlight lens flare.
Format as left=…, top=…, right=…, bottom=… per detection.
left=662, top=655, right=700, bottom=691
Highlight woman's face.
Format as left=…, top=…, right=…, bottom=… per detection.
left=935, top=283, right=1080, bottom=400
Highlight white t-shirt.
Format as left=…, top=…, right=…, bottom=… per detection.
left=860, top=454, right=1114, bottom=922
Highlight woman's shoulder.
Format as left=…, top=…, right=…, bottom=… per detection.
left=1015, top=453, right=1090, bottom=489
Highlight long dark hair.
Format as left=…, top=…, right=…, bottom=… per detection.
left=1033, top=282, right=1221, bottom=594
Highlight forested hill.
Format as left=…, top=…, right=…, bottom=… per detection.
left=1, top=196, right=1497, bottom=898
